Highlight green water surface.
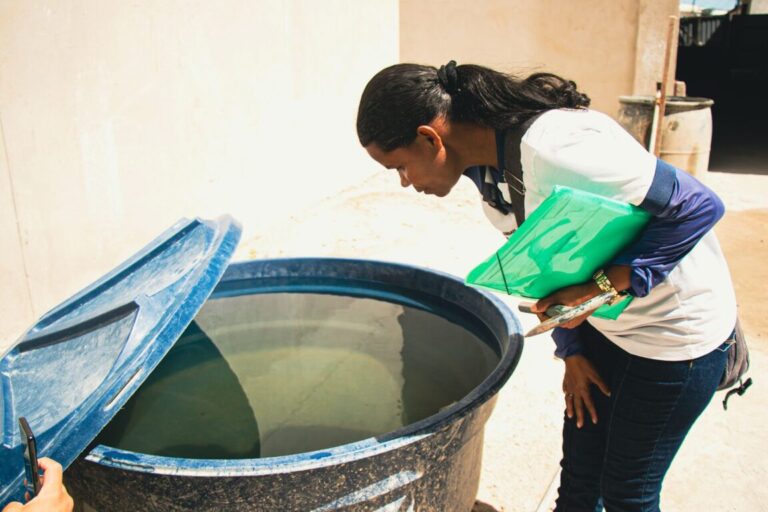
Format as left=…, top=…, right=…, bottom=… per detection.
left=94, top=293, right=499, bottom=459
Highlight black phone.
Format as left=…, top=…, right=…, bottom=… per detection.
left=19, top=417, right=41, bottom=497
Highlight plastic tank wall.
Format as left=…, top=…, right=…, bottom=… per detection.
left=0, top=1, right=398, bottom=345
left=399, top=0, right=679, bottom=116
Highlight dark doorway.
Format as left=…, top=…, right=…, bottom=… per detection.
left=677, top=11, right=768, bottom=174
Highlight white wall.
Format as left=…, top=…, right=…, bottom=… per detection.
left=0, top=0, right=398, bottom=345
left=0, top=118, right=35, bottom=344
left=399, top=0, right=679, bottom=116
left=0, top=0, right=684, bottom=346
left=751, top=0, right=768, bottom=13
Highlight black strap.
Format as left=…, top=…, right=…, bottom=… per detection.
left=723, top=377, right=752, bottom=410
left=496, top=113, right=545, bottom=228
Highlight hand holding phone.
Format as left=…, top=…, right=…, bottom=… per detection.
left=518, top=292, right=616, bottom=337
left=2, top=457, right=74, bottom=512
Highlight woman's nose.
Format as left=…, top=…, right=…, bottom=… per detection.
left=398, top=170, right=411, bottom=188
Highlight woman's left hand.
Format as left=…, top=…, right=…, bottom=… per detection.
left=563, top=354, right=611, bottom=428
left=531, top=282, right=602, bottom=329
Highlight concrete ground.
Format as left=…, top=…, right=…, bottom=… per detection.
left=240, top=166, right=768, bottom=512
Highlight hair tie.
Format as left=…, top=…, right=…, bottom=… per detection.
left=437, top=60, right=459, bottom=94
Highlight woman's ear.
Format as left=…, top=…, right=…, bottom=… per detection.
left=416, top=125, right=444, bottom=150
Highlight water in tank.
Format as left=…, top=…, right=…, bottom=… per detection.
left=94, top=290, right=500, bottom=459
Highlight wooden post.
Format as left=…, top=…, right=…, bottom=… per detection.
left=652, top=15, right=679, bottom=157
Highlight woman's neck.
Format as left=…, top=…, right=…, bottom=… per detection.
left=443, top=122, right=499, bottom=170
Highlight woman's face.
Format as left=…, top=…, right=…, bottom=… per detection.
left=364, top=126, right=463, bottom=198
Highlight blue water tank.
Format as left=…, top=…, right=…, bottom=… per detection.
left=0, top=218, right=523, bottom=511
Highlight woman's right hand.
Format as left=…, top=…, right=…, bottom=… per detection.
left=2, top=458, right=74, bottom=512
left=563, top=354, right=611, bottom=428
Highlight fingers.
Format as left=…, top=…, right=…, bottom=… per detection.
left=568, top=379, right=609, bottom=428
left=581, top=389, right=598, bottom=426
left=534, top=293, right=563, bottom=323
left=37, top=457, right=62, bottom=476
left=531, top=299, right=549, bottom=313
left=563, top=358, right=609, bottom=428
left=573, top=393, right=585, bottom=428
left=561, top=312, right=593, bottom=330
left=592, top=372, right=612, bottom=397
left=564, top=385, right=588, bottom=428
left=563, top=353, right=611, bottom=429
left=4, top=459, right=73, bottom=512
left=36, top=458, right=63, bottom=496
left=565, top=388, right=596, bottom=428
left=534, top=289, right=597, bottom=329
left=581, top=359, right=611, bottom=397
left=532, top=294, right=558, bottom=314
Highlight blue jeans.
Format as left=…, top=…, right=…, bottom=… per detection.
left=554, top=322, right=728, bottom=512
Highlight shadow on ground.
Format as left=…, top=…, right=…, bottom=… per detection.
left=709, top=120, right=768, bottom=176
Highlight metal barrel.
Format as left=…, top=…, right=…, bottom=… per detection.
left=618, top=95, right=715, bottom=177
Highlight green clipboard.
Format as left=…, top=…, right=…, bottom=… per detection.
left=466, top=186, right=650, bottom=320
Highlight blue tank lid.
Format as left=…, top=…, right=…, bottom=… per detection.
left=0, top=216, right=241, bottom=505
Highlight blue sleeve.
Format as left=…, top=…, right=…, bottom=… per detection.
left=553, top=326, right=583, bottom=359
left=611, top=159, right=725, bottom=297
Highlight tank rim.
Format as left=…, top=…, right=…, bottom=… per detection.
left=618, top=95, right=714, bottom=107
left=84, top=257, right=524, bottom=476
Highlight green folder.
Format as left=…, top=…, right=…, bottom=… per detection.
left=466, top=186, right=651, bottom=320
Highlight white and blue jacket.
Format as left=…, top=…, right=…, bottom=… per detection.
left=464, top=108, right=737, bottom=361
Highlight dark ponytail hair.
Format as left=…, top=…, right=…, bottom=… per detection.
left=357, top=61, right=590, bottom=152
